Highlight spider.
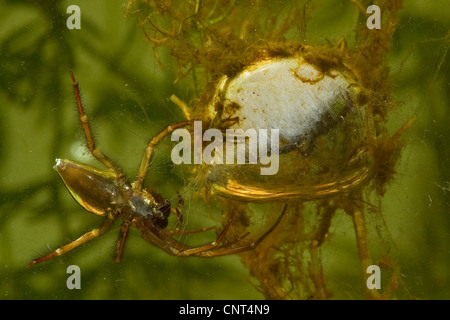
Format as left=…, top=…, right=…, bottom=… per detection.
left=26, top=72, right=287, bottom=267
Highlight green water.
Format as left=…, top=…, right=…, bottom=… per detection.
left=0, top=0, right=449, bottom=299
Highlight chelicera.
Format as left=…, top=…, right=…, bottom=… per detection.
left=26, top=72, right=287, bottom=267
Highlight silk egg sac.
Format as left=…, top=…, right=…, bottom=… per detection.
left=196, top=54, right=368, bottom=201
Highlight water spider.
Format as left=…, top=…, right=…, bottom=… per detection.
left=26, top=72, right=287, bottom=267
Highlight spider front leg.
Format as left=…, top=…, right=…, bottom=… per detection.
left=69, top=72, right=123, bottom=177
left=134, top=120, right=192, bottom=192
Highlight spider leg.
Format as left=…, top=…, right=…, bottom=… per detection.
left=166, top=204, right=287, bottom=257
left=26, top=215, right=116, bottom=267
left=141, top=205, right=287, bottom=258
left=215, top=231, right=250, bottom=249
left=193, top=204, right=288, bottom=257
left=172, top=209, right=237, bottom=256
left=171, top=192, right=184, bottom=233
left=166, top=193, right=216, bottom=235
left=170, top=207, right=183, bottom=233
left=69, top=71, right=123, bottom=176
left=139, top=210, right=237, bottom=256
left=167, top=224, right=216, bottom=235
left=134, top=120, right=192, bottom=191
left=114, top=222, right=130, bottom=264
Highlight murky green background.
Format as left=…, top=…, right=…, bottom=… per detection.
left=0, top=0, right=449, bottom=299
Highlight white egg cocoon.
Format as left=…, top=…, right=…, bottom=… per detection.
left=201, top=55, right=367, bottom=201
left=209, top=56, right=355, bottom=145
